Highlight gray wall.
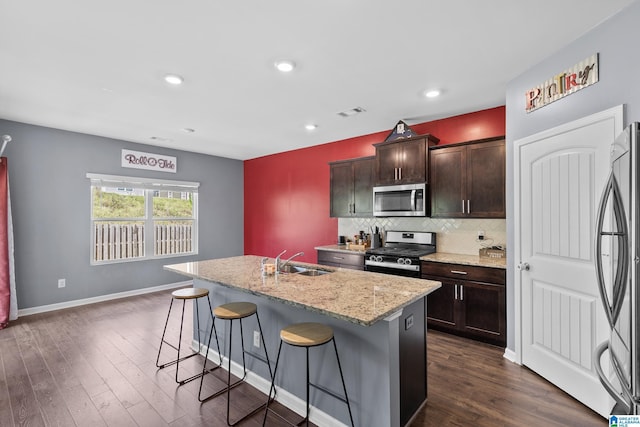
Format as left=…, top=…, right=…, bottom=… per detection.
left=0, top=119, right=244, bottom=310
left=505, top=0, right=640, bottom=350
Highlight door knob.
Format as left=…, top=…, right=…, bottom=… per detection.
left=517, top=262, right=530, bottom=271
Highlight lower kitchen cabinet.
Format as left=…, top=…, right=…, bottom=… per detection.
left=421, top=261, right=506, bottom=346
left=317, top=249, right=365, bottom=270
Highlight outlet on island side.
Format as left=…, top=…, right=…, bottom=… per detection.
left=477, top=230, right=485, bottom=240
left=253, top=330, right=261, bottom=348
left=58, top=278, right=66, bottom=288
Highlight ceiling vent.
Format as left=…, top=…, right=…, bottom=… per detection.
left=337, top=107, right=366, bottom=118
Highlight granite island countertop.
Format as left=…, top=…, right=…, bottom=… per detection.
left=165, top=255, right=441, bottom=327
left=421, top=252, right=507, bottom=269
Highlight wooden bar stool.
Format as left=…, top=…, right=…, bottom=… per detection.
left=199, top=301, right=273, bottom=426
left=155, top=287, right=221, bottom=385
left=263, top=322, right=355, bottom=427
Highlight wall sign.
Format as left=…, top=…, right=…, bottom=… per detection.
left=525, top=53, right=599, bottom=113
left=121, top=149, right=177, bottom=173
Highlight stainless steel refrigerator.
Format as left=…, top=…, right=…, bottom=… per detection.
left=594, top=122, right=640, bottom=414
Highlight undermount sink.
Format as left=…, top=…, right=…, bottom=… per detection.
left=278, top=264, right=308, bottom=274
left=297, top=268, right=331, bottom=276
left=278, top=264, right=332, bottom=276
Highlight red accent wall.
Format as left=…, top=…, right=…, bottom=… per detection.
left=244, top=106, right=506, bottom=262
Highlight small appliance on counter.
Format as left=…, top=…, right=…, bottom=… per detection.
left=479, top=246, right=506, bottom=259
left=365, top=230, right=436, bottom=278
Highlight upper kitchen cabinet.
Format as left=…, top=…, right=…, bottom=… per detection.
left=330, top=156, right=375, bottom=217
left=430, top=137, right=505, bottom=218
left=374, top=135, right=439, bottom=186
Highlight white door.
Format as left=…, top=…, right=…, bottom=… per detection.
left=514, top=106, right=623, bottom=417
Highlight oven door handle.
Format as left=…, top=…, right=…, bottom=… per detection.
left=365, top=260, right=420, bottom=272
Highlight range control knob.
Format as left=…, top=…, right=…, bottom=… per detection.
left=404, top=258, right=412, bottom=265
left=397, top=258, right=405, bottom=265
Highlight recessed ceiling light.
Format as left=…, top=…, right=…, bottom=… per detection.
left=274, top=60, right=296, bottom=73
left=182, top=128, right=195, bottom=133
left=164, top=74, right=184, bottom=85
left=424, top=90, right=440, bottom=98
left=305, top=124, right=318, bottom=131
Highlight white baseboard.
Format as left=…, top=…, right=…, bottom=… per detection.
left=17, top=280, right=192, bottom=317
left=503, top=347, right=518, bottom=364
left=195, top=340, right=348, bottom=427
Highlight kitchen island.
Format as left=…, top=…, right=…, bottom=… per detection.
left=165, top=255, right=441, bottom=427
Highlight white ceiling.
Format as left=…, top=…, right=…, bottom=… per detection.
left=0, top=1, right=635, bottom=160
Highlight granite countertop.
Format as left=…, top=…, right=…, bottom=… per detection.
left=165, top=255, right=440, bottom=327
left=314, top=244, right=367, bottom=254
left=420, top=252, right=506, bottom=269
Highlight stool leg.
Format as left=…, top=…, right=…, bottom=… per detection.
left=304, top=347, right=310, bottom=426
left=238, top=319, right=248, bottom=380
left=206, top=294, right=223, bottom=366
left=198, top=318, right=246, bottom=404
left=155, top=298, right=174, bottom=368
left=263, top=340, right=283, bottom=426
left=332, top=337, right=355, bottom=427
left=174, top=299, right=187, bottom=383
left=198, top=315, right=223, bottom=402
left=256, top=312, right=274, bottom=383
left=226, top=319, right=234, bottom=425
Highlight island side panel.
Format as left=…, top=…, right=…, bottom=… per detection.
left=193, top=278, right=401, bottom=427
left=398, top=297, right=427, bottom=426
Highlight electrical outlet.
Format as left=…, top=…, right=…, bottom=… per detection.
left=477, top=230, right=485, bottom=240
left=404, top=314, right=414, bottom=330
left=253, top=330, right=261, bottom=348
left=58, top=278, right=66, bottom=288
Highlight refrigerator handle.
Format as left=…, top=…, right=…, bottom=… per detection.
left=594, top=171, right=629, bottom=326
left=594, top=340, right=632, bottom=413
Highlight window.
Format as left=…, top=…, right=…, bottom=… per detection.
left=88, top=173, right=199, bottom=264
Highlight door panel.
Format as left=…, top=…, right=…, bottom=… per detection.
left=515, top=106, right=623, bottom=417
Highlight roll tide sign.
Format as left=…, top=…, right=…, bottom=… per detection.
left=121, top=149, right=177, bottom=173
left=525, top=53, right=599, bottom=113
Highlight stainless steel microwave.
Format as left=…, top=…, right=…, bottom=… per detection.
left=373, top=183, right=427, bottom=217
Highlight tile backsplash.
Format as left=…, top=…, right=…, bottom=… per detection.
left=338, top=217, right=506, bottom=256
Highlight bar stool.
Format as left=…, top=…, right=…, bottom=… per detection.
left=263, top=322, right=355, bottom=427
left=155, top=287, right=221, bottom=385
left=199, top=301, right=273, bottom=426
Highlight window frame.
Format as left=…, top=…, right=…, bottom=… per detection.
left=87, top=173, right=199, bottom=265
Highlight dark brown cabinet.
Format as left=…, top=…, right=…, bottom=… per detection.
left=430, top=137, right=505, bottom=218
left=329, top=156, right=375, bottom=217
left=374, top=135, right=439, bottom=186
left=317, top=249, right=364, bottom=270
left=422, top=261, right=506, bottom=346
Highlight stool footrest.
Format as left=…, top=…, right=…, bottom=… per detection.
left=160, top=339, right=180, bottom=352
left=156, top=349, right=199, bottom=369
left=264, top=405, right=308, bottom=427
left=310, top=382, right=350, bottom=405
left=178, top=364, right=220, bottom=386
left=199, top=373, right=245, bottom=402
left=244, top=349, right=269, bottom=366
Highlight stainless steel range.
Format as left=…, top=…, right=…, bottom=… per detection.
left=365, top=230, right=436, bottom=277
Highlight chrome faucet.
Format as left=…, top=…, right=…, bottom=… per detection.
left=275, top=249, right=287, bottom=272
left=275, top=250, right=305, bottom=272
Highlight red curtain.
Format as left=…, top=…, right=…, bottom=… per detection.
left=0, top=157, right=10, bottom=329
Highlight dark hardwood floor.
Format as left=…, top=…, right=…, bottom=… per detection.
left=0, top=289, right=606, bottom=427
